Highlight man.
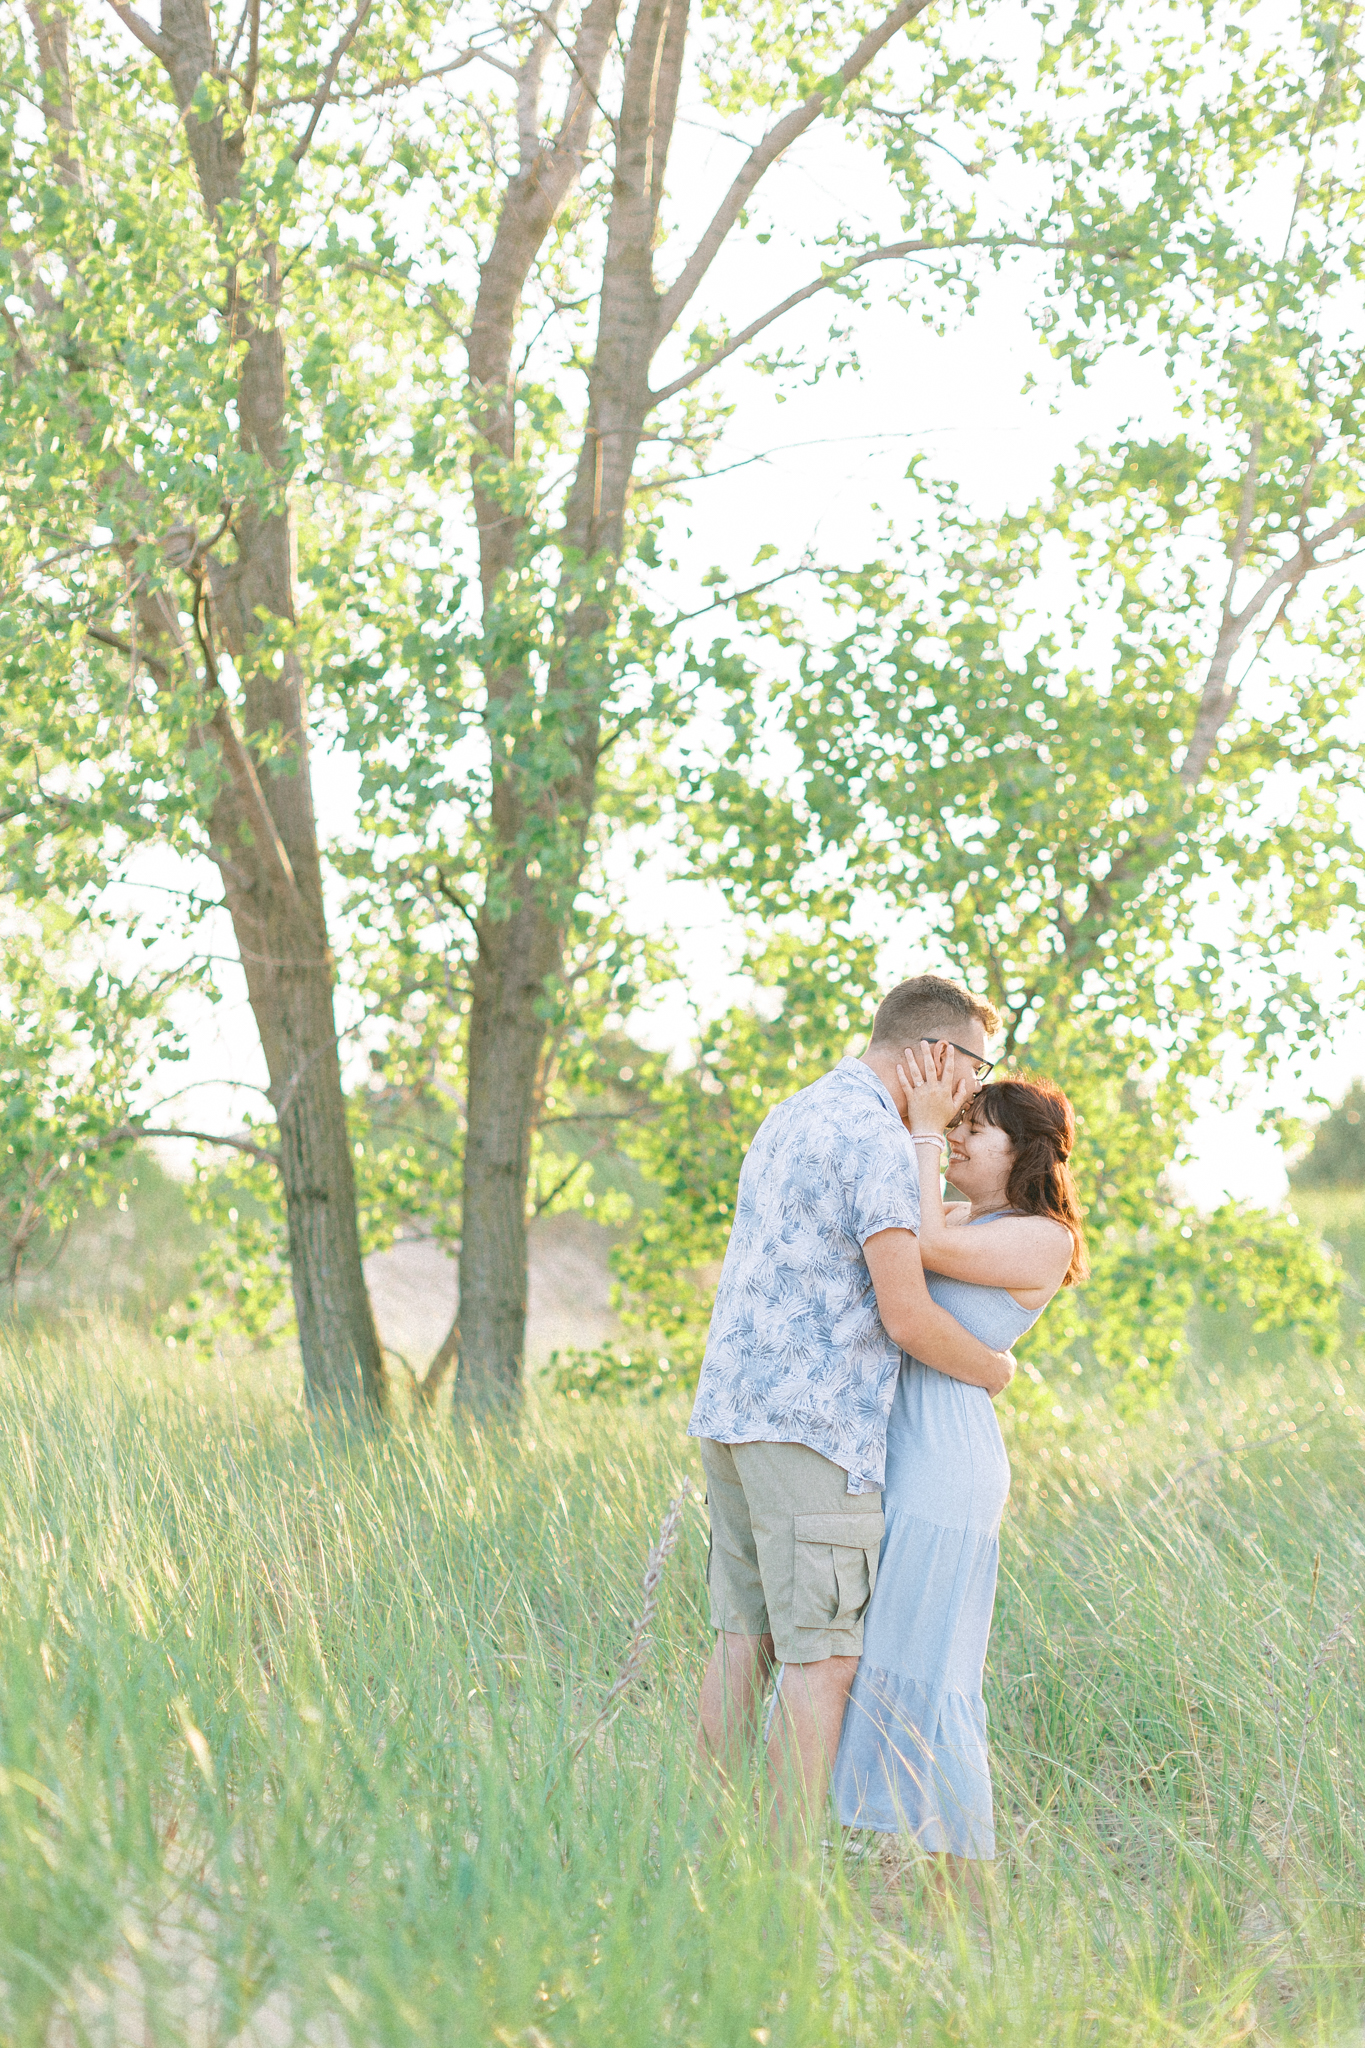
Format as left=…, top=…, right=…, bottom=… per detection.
left=689, top=972, right=1012, bottom=1831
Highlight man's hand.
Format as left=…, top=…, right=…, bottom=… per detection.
left=898, top=1039, right=975, bottom=1138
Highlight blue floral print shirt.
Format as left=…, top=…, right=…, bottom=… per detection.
left=687, top=1058, right=922, bottom=1494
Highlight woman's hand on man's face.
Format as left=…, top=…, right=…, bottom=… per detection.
left=898, top=1039, right=976, bottom=1136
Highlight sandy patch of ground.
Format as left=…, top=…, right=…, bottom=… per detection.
left=364, top=1211, right=620, bottom=1374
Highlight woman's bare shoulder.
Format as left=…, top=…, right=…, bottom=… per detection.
left=1003, top=1214, right=1076, bottom=1275
left=999, top=1213, right=1074, bottom=1248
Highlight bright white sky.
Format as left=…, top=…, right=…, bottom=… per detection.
left=127, top=12, right=1365, bottom=1211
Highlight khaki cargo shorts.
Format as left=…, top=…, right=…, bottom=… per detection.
left=698, top=1438, right=885, bottom=1664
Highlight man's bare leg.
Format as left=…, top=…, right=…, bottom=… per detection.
left=697, top=1630, right=777, bottom=1784
left=765, top=1654, right=859, bottom=1838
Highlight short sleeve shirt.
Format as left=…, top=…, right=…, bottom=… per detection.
left=686, top=1058, right=921, bottom=1494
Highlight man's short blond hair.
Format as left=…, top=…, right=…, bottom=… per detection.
left=868, top=973, right=1000, bottom=1050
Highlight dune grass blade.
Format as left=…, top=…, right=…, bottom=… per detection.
left=0, top=1318, right=1360, bottom=2045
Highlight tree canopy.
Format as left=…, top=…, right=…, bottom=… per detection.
left=1292, top=1080, right=1365, bottom=1188
left=1, top=0, right=1361, bottom=1403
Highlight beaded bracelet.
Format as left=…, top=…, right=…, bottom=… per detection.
left=910, top=1133, right=948, bottom=1157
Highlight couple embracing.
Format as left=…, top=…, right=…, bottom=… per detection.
left=688, top=972, right=1088, bottom=1872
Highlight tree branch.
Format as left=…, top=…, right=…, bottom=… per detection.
left=432, top=871, right=482, bottom=933
left=98, top=0, right=166, bottom=59
left=105, top=1124, right=281, bottom=1167
left=241, top=0, right=261, bottom=119
left=653, top=0, right=933, bottom=342
left=532, top=1155, right=590, bottom=1214
left=2, top=301, right=38, bottom=380
left=202, top=697, right=302, bottom=903
left=290, top=0, right=376, bottom=163
left=529, top=2, right=618, bottom=140
left=85, top=623, right=172, bottom=685
left=594, top=562, right=822, bottom=751
left=1293, top=433, right=1324, bottom=536
left=650, top=233, right=1064, bottom=404
left=1232, top=501, right=1365, bottom=633
left=661, top=559, right=820, bottom=629
left=257, top=42, right=517, bottom=111
left=175, top=548, right=304, bottom=905
left=518, top=8, right=558, bottom=161
left=539, top=1107, right=643, bottom=1124
left=223, top=0, right=253, bottom=71
left=1180, top=483, right=1365, bottom=787
left=1218, top=422, right=1263, bottom=619
left=467, top=0, right=621, bottom=593
left=340, top=252, right=466, bottom=337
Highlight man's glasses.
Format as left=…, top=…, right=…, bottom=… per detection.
left=947, top=1042, right=995, bottom=1082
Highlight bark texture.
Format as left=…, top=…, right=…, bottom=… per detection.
left=27, top=0, right=385, bottom=1413
left=454, top=0, right=688, bottom=1401
left=448, top=0, right=938, bottom=1402
left=448, top=0, right=625, bottom=1402
left=1180, top=428, right=1365, bottom=786
left=161, top=0, right=385, bottom=1415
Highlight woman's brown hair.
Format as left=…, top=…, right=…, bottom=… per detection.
left=965, top=1077, right=1090, bottom=1285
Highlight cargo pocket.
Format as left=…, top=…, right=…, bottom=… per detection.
left=791, top=1512, right=885, bottom=1630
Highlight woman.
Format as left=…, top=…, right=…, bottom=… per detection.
left=832, top=1049, right=1088, bottom=1870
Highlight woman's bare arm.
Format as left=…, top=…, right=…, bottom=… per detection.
left=916, top=1210, right=1073, bottom=1292
left=863, top=1229, right=1016, bottom=1397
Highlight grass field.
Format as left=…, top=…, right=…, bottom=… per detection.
left=0, top=1312, right=1361, bottom=2047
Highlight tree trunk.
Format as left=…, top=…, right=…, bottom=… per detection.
left=457, top=893, right=565, bottom=1398
left=446, top=0, right=923, bottom=1402
left=437, top=0, right=623, bottom=1404
left=220, top=855, right=384, bottom=1414
left=449, top=0, right=691, bottom=1404
left=158, top=0, right=385, bottom=1415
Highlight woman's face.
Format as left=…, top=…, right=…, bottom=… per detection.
left=946, top=1111, right=1015, bottom=1199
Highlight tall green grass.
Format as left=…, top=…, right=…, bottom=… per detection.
left=0, top=1322, right=1361, bottom=2046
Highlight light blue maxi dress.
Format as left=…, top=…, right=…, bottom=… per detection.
left=831, top=1232, right=1042, bottom=1858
